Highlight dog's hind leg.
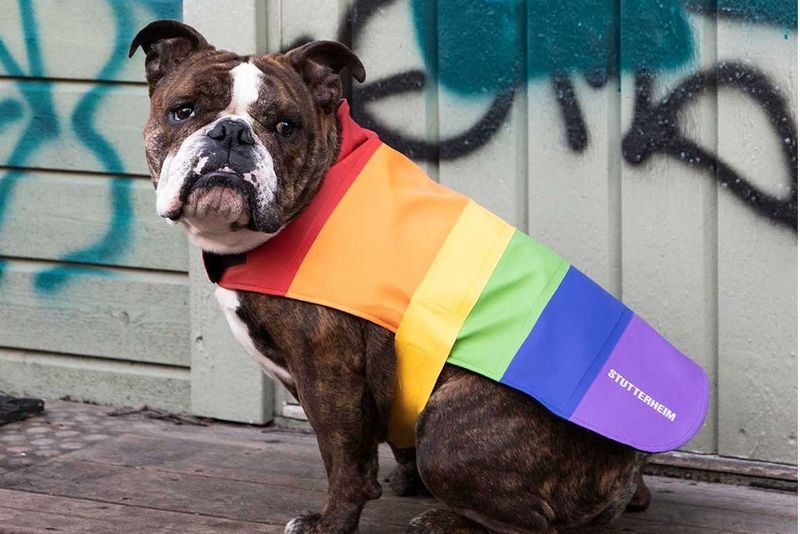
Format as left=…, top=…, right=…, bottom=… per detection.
left=412, top=367, right=640, bottom=533
left=387, top=445, right=430, bottom=496
left=625, top=470, right=652, bottom=512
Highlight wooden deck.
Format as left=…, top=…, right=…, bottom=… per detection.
left=0, top=401, right=795, bottom=533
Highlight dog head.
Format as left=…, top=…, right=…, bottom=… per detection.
left=129, top=20, right=365, bottom=254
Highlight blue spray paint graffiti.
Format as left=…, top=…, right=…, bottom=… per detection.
left=686, top=0, right=797, bottom=26
left=0, top=1, right=61, bottom=287
left=411, top=0, right=695, bottom=96
left=411, top=0, right=796, bottom=97
left=0, top=0, right=181, bottom=292
left=0, top=98, right=23, bottom=131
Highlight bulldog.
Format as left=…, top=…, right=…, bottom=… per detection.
left=130, top=20, right=652, bottom=533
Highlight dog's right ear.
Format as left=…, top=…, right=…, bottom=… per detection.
left=129, top=20, right=211, bottom=96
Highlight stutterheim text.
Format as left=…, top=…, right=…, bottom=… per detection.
left=608, top=369, right=677, bottom=422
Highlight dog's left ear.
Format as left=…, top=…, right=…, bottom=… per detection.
left=286, top=40, right=366, bottom=113
left=129, top=20, right=212, bottom=96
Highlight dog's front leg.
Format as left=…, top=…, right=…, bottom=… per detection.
left=284, top=323, right=384, bottom=533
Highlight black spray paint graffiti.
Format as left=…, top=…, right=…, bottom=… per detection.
left=338, top=0, right=518, bottom=161
left=289, top=0, right=798, bottom=231
left=623, top=64, right=797, bottom=229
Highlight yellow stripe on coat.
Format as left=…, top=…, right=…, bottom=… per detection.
left=388, top=201, right=516, bottom=447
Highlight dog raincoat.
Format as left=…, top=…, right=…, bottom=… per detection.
left=204, top=101, right=709, bottom=452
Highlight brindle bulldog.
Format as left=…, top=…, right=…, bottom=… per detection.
left=130, top=20, right=651, bottom=534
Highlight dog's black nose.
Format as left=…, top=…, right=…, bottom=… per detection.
left=207, top=119, right=255, bottom=146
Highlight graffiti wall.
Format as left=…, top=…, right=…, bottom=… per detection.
left=0, top=0, right=190, bottom=410
left=0, top=0, right=795, bottom=466
left=277, top=0, right=797, bottom=464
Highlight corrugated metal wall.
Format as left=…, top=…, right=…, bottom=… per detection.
left=0, top=0, right=795, bottom=466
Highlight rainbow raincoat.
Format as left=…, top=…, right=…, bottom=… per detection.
left=204, top=101, right=709, bottom=452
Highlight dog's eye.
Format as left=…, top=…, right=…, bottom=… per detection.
left=275, top=119, right=296, bottom=138
left=170, top=103, right=196, bottom=123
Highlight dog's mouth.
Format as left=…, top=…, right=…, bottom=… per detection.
left=188, top=170, right=251, bottom=196
left=165, top=171, right=256, bottom=230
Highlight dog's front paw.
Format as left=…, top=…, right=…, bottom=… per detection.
left=285, top=513, right=322, bottom=534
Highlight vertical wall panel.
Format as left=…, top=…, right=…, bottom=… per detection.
left=272, top=0, right=343, bottom=419
left=527, top=2, right=622, bottom=293
left=435, top=1, right=527, bottom=229
left=716, top=17, right=797, bottom=464
left=183, top=0, right=267, bottom=53
left=185, top=1, right=277, bottom=424
left=280, top=0, right=341, bottom=43
left=620, top=12, right=720, bottom=454
left=348, top=0, right=438, bottom=177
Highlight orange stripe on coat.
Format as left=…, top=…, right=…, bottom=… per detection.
left=286, top=144, right=469, bottom=332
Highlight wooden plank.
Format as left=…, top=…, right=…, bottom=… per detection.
left=68, top=433, right=330, bottom=492
left=0, top=172, right=187, bottom=272
left=0, top=80, right=150, bottom=175
left=609, top=492, right=796, bottom=534
left=585, top=507, right=791, bottom=534
left=1, top=424, right=795, bottom=533
left=182, top=5, right=275, bottom=425
left=619, top=12, right=719, bottom=454
left=643, top=474, right=796, bottom=516
left=651, top=450, right=797, bottom=482
left=0, top=489, right=273, bottom=534
left=0, top=458, right=416, bottom=532
left=107, top=419, right=319, bottom=452
left=0, top=0, right=181, bottom=83
left=63, top=433, right=437, bottom=521
left=0, top=259, right=189, bottom=366
left=716, top=17, right=798, bottom=464
left=0, top=349, right=189, bottom=413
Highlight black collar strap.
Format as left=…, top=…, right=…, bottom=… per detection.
left=202, top=251, right=246, bottom=283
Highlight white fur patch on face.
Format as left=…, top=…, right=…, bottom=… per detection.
left=182, top=219, right=276, bottom=255
left=223, top=62, right=263, bottom=123
left=156, top=128, right=210, bottom=218
left=215, top=286, right=294, bottom=387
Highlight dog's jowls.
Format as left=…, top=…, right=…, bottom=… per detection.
left=130, top=20, right=650, bottom=533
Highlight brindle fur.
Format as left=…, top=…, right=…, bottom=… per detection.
left=132, top=21, right=650, bottom=533
left=237, top=295, right=647, bottom=533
